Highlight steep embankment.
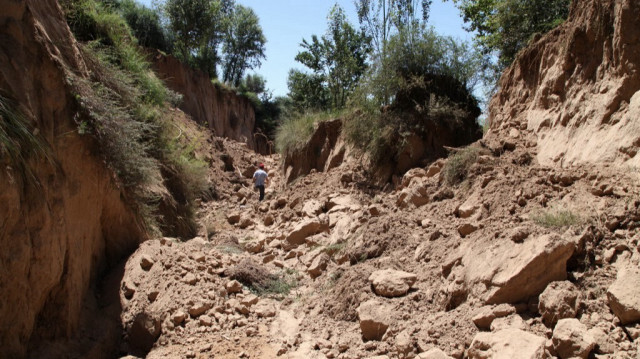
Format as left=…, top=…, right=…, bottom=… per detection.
left=487, top=0, right=640, bottom=168
left=151, top=52, right=267, bottom=153
left=0, top=0, right=143, bottom=357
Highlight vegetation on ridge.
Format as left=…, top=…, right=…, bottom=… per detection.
left=62, top=0, right=207, bottom=236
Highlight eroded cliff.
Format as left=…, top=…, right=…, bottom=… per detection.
left=151, top=52, right=259, bottom=151
left=0, top=1, right=143, bottom=356
left=487, top=0, right=640, bottom=168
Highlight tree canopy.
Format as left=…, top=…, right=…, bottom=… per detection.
left=449, top=0, right=570, bottom=83
left=287, top=4, right=371, bottom=111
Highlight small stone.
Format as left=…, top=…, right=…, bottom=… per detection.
left=457, top=223, right=479, bottom=237
left=188, top=302, right=211, bottom=317
left=192, top=252, right=206, bottom=262
left=183, top=273, right=197, bottom=285
left=369, top=269, right=417, bottom=297
left=227, top=212, right=241, bottom=224
left=240, top=294, right=259, bottom=307
left=172, top=310, right=187, bottom=325
left=226, top=280, right=243, bottom=294
left=307, top=253, right=330, bottom=279
left=199, top=315, right=213, bottom=327
left=140, top=255, right=155, bottom=270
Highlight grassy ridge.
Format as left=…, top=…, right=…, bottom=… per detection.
left=62, top=0, right=206, bottom=236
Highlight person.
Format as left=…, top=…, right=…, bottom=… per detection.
left=252, top=163, right=269, bottom=201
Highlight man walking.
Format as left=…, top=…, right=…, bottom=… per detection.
left=252, top=163, right=269, bottom=201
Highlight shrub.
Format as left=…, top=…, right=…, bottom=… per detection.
left=251, top=269, right=299, bottom=299
left=442, top=147, right=480, bottom=185
left=532, top=208, right=582, bottom=228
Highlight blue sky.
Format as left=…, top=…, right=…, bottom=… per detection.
left=137, top=0, right=472, bottom=97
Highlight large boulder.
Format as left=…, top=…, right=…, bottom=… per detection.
left=369, top=269, right=417, bottom=298
left=357, top=299, right=394, bottom=341
left=551, top=319, right=595, bottom=359
left=467, top=329, right=546, bottom=359
left=607, top=266, right=640, bottom=324
left=538, top=281, right=580, bottom=327
left=285, top=219, right=329, bottom=247
left=449, top=233, right=575, bottom=304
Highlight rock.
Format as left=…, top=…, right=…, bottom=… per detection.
left=240, top=294, right=259, bottom=307
left=394, top=329, right=413, bottom=356
left=457, top=223, right=479, bottom=237
left=188, top=302, right=211, bottom=317
left=226, top=280, right=243, bottom=294
left=400, top=168, right=427, bottom=188
left=607, top=266, right=640, bottom=324
left=140, top=255, right=155, bottom=270
left=253, top=301, right=277, bottom=318
left=368, top=269, right=417, bottom=297
left=490, top=314, right=526, bottom=331
left=128, top=313, right=162, bottom=354
left=456, top=199, right=479, bottom=218
left=183, top=273, right=197, bottom=285
left=307, top=253, right=330, bottom=279
left=122, top=280, right=136, bottom=299
left=551, top=319, right=595, bottom=359
left=199, top=315, right=214, bottom=327
left=467, top=329, right=546, bottom=359
left=238, top=216, right=253, bottom=229
left=264, top=214, right=275, bottom=226
left=426, top=159, right=445, bottom=177
left=285, top=219, right=329, bottom=247
left=302, top=199, right=324, bottom=217
left=416, top=348, right=454, bottom=359
left=538, top=281, right=580, bottom=327
left=368, top=205, right=382, bottom=216
left=587, top=327, right=615, bottom=354
left=192, top=252, right=206, bottom=262
left=472, top=304, right=517, bottom=329
left=357, top=299, right=393, bottom=341
left=432, top=188, right=454, bottom=201
left=244, top=240, right=264, bottom=254
left=227, top=212, right=241, bottom=225
left=172, top=310, right=187, bottom=325
left=397, top=186, right=430, bottom=208
left=457, top=233, right=575, bottom=304
left=508, top=227, right=530, bottom=243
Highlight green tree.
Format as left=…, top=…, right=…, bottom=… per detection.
left=287, top=4, right=371, bottom=111
left=221, top=5, right=266, bottom=86
left=449, top=0, right=570, bottom=83
left=164, top=0, right=233, bottom=77
left=355, top=0, right=432, bottom=55
left=354, top=0, right=432, bottom=105
left=118, top=0, right=173, bottom=52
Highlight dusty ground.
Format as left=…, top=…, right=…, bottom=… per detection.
left=115, top=126, right=640, bottom=359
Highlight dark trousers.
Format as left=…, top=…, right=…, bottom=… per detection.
left=256, top=185, right=265, bottom=201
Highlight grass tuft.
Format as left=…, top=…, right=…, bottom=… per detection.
left=0, top=94, right=55, bottom=188
left=275, top=110, right=347, bottom=154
